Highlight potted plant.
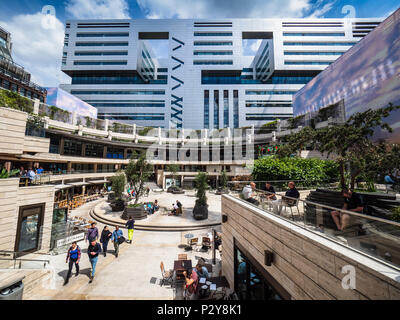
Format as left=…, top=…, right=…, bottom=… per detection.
left=166, top=163, right=182, bottom=191
left=109, top=172, right=126, bottom=212
left=193, top=172, right=208, bottom=220
left=123, top=153, right=152, bottom=219
left=216, top=169, right=229, bottom=195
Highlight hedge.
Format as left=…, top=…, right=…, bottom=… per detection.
left=252, top=156, right=339, bottom=185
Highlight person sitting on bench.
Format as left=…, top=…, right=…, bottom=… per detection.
left=331, top=188, right=364, bottom=231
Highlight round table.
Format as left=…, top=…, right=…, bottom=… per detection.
left=184, top=233, right=194, bottom=250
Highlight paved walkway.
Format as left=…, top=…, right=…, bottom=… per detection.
left=28, top=197, right=222, bottom=300
left=94, top=190, right=223, bottom=228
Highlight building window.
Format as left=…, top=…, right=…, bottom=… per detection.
left=234, top=243, right=287, bottom=300
left=284, top=61, right=332, bottom=65
left=76, top=33, right=129, bottom=37
left=194, top=32, right=232, bottom=36
left=223, top=90, right=229, bottom=128
left=204, top=90, right=209, bottom=129
left=233, top=90, right=239, bottom=128
left=194, top=60, right=233, bottom=65
left=283, top=42, right=356, bottom=46
left=214, top=90, right=219, bottom=129
left=15, top=204, right=45, bottom=256
left=194, top=51, right=233, bottom=55
left=283, top=32, right=345, bottom=36
left=73, top=61, right=127, bottom=65
left=194, top=41, right=233, bottom=46
left=75, top=42, right=129, bottom=46
left=63, top=139, right=83, bottom=156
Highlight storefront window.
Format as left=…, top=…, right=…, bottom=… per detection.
left=15, top=204, right=44, bottom=255
left=234, top=244, right=286, bottom=300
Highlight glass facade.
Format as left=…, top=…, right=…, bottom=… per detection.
left=213, top=90, right=219, bottom=129
left=194, top=41, right=233, bottom=46
left=234, top=245, right=284, bottom=300
left=245, top=102, right=292, bottom=108
left=284, top=61, right=332, bottom=65
left=194, top=60, right=233, bottom=65
left=284, top=51, right=344, bottom=55
left=16, top=204, right=44, bottom=254
left=98, top=113, right=165, bottom=121
left=204, top=90, right=209, bottom=129
left=233, top=90, right=239, bottom=128
left=75, top=42, right=129, bottom=46
left=90, top=102, right=165, bottom=108
left=245, top=113, right=292, bottom=120
left=223, top=90, right=229, bottom=128
left=283, top=32, right=345, bottom=36
left=74, top=51, right=128, bottom=56
left=265, top=76, right=313, bottom=84
left=71, top=75, right=167, bottom=84
left=63, top=139, right=83, bottom=156
left=73, top=61, right=127, bottom=65
left=194, top=32, right=232, bottom=36
left=246, top=90, right=297, bottom=95
left=77, top=33, right=129, bottom=37
left=85, top=143, right=104, bottom=158
left=71, top=90, right=165, bottom=95
left=284, top=41, right=357, bottom=46
left=194, top=51, right=233, bottom=55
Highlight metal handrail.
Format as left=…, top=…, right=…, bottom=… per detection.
left=253, top=188, right=400, bottom=227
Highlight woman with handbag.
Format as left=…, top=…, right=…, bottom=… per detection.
left=111, top=226, right=124, bottom=258
left=100, top=226, right=112, bottom=257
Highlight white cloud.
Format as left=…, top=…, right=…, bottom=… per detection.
left=137, top=0, right=315, bottom=19
left=0, top=12, right=69, bottom=87
left=306, top=1, right=336, bottom=18
left=65, top=0, right=130, bottom=19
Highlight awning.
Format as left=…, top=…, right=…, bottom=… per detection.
left=54, top=184, right=73, bottom=191
left=67, top=182, right=91, bottom=187
left=87, top=180, right=110, bottom=184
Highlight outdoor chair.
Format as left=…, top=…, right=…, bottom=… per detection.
left=281, top=197, right=301, bottom=221
left=189, top=237, right=201, bottom=251
left=178, top=253, right=188, bottom=260
left=160, top=261, right=173, bottom=287
left=201, top=237, right=211, bottom=252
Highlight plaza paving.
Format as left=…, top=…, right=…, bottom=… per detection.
left=93, top=190, right=223, bottom=228
left=27, top=192, right=223, bottom=300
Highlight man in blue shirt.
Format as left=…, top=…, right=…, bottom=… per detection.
left=195, top=263, right=210, bottom=279
left=111, top=226, right=124, bottom=258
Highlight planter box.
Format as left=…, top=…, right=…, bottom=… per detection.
left=110, top=200, right=125, bottom=212
left=193, top=205, right=208, bottom=220
left=172, top=190, right=185, bottom=194
left=107, top=192, right=115, bottom=202
left=122, top=206, right=147, bottom=220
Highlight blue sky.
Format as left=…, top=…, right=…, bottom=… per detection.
left=0, top=0, right=398, bottom=87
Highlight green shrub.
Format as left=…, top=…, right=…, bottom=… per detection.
left=252, top=156, right=339, bottom=185
left=391, top=207, right=400, bottom=223
left=110, top=172, right=126, bottom=200
left=0, top=89, right=33, bottom=113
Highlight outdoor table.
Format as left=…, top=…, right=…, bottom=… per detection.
left=184, top=233, right=194, bottom=250
left=196, top=276, right=230, bottom=300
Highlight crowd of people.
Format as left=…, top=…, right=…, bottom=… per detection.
left=64, top=220, right=135, bottom=285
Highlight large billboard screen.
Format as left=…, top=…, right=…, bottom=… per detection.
left=45, top=87, right=97, bottom=119
left=292, top=9, right=400, bottom=143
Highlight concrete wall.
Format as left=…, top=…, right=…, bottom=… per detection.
left=300, top=150, right=336, bottom=160
left=0, top=179, right=54, bottom=268
left=23, top=136, right=50, bottom=153
left=0, top=107, right=27, bottom=155
left=221, top=195, right=400, bottom=300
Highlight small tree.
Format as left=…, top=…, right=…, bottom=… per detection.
left=277, top=104, right=400, bottom=189
left=195, top=172, right=208, bottom=207
left=125, top=152, right=152, bottom=204
left=220, top=169, right=228, bottom=190
left=166, top=163, right=179, bottom=186
left=110, top=172, right=126, bottom=200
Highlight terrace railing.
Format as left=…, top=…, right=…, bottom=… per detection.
left=231, top=189, right=400, bottom=270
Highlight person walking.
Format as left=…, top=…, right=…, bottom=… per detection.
left=125, top=217, right=135, bottom=244
left=111, top=226, right=124, bottom=258
left=100, top=226, right=112, bottom=257
left=86, top=222, right=99, bottom=242
left=87, top=239, right=102, bottom=283
left=64, top=241, right=81, bottom=285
